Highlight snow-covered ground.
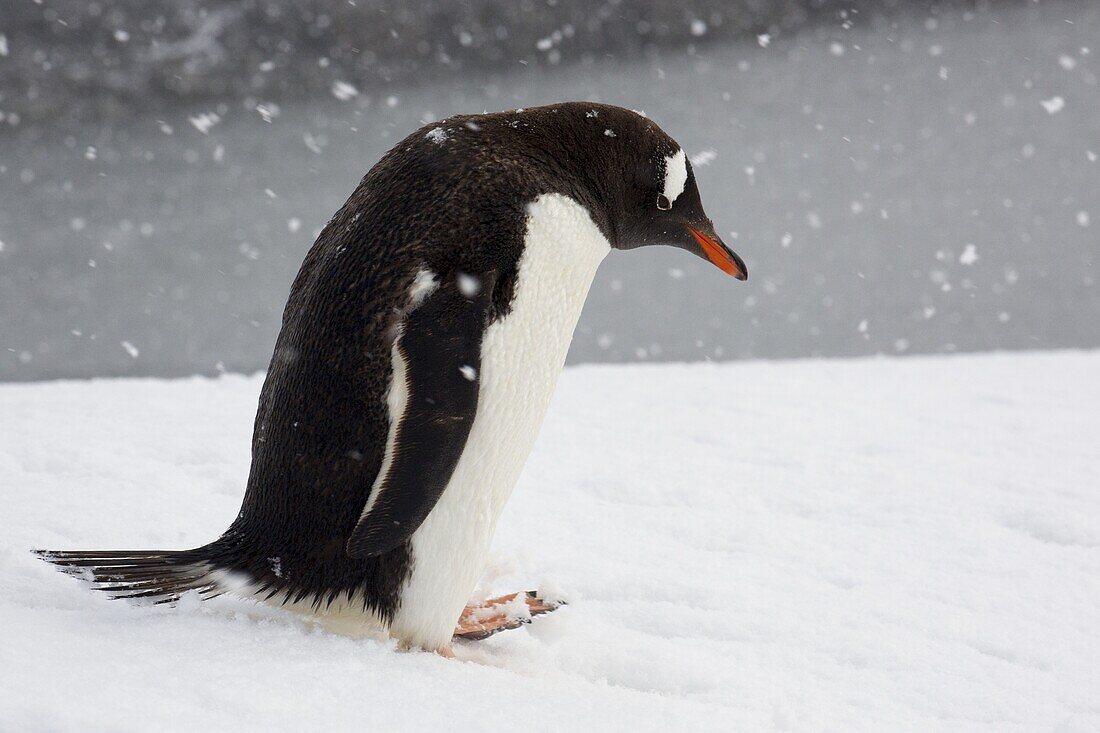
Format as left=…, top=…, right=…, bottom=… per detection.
left=2, top=351, right=1098, bottom=731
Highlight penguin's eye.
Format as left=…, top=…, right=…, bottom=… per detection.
left=656, top=193, right=672, bottom=211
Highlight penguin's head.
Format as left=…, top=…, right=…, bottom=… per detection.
left=455, top=102, right=748, bottom=280
left=608, top=113, right=747, bottom=281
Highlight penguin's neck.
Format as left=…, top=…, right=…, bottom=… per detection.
left=466, top=190, right=610, bottom=516
left=505, top=192, right=611, bottom=352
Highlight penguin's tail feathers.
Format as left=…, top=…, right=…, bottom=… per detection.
left=33, top=547, right=224, bottom=604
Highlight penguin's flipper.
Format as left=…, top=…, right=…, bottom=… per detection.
left=346, top=271, right=495, bottom=559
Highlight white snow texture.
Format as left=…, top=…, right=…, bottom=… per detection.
left=1, top=351, right=1098, bottom=731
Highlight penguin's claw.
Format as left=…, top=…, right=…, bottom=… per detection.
left=452, top=590, right=563, bottom=641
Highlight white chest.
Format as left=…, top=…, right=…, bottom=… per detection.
left=388, top=193, right=609, bottom=649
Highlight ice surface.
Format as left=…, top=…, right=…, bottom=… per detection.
left=2, top=351, right=1098, bottom=730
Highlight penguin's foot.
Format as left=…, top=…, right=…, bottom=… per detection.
left=452, top=590, right=563, bottom=641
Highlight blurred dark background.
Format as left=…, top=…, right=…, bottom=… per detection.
left=1, top=0, right=1097, bottom=380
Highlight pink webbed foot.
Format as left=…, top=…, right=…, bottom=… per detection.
left=452, top=590, right=563, bottom=641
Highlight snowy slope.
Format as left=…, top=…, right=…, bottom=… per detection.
left=2, top=351, right=1098, bottom=731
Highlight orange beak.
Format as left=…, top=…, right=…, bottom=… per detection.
left=689, top=227, right=748, bottom=280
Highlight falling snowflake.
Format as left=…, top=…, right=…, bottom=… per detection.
left=457, top=273, right=481, bottom=297
left=1040, top=96, right=1065, bottom=114
left=690, top=150, right=717, bottom=167
left=331, top=81, right=358, bottom=101
left=256, top=103, right=279, bottom=123
left=189, top=112, right=221, bottom=134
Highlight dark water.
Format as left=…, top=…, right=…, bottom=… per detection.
left=1, top=2, right=1097, bottom=381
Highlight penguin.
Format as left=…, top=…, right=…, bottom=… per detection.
left=36, top=102, right=747, bottom=654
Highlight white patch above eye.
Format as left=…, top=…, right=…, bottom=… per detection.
left=662, top=148, right=688, bottom=205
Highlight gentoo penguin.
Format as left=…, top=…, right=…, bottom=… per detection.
left=37, top=102, right=747, bottom=654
